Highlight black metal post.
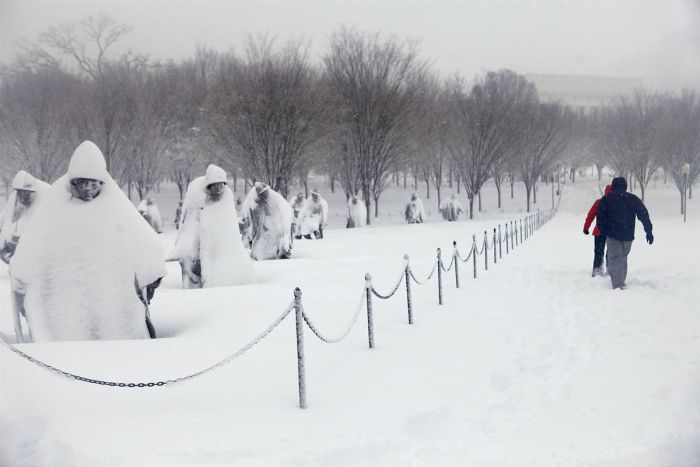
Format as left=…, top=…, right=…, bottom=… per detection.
left=294, top=287, right=306, bottom=409
left=453, top=241, right=460, bottom=289
left=365, top=273, right=374, bottom=349
left=404, top=254, right=413, bottom=324
left=472, top=234, right=477, bottom=279
left=437, top=248, right=443, bottom=305
left=493, top=228, right=497, bottom=264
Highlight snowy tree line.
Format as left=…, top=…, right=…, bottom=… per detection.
left=1, top=15, right=698, bottom=223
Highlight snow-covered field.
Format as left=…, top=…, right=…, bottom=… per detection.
left=1, top=175, right=699, bottom=467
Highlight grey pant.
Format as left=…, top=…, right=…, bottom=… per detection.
left=606, top=237, right=633, bottom=289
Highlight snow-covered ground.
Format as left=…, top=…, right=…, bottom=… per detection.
left=1, top=175, right=699, bottom=467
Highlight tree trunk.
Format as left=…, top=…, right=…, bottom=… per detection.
left=468, top=195, right=474, bottom=219
left=571, top=170, right=576, bottom=184
left=413, top=173, right=418, bottom=191
left=330, top=176, right=335, bottom=193
left=689, top=181, right=693, bottom=199
left=664, top=169, right=667, bottom=184
left=363, top=191, right=371, bottom=225
left=510, top=178, right=515, bottom=199
left=436, top=187, right=441, bottom=211
left=303, top=177, right=309, bottom=198
left=533, top=183, right=537, bottom=204
left=426, top=180, right=430, bottom=199
left=640, top=181, right=645, bottom=202
left=403, top=172, right=407, bottom=189
left=457, top=176, right=461, bottom=194
left=496, top=184, right=502, bottom=208
left=233, top=173, right=238, bottom=193
left=525, top=185, right=531, bottom=212
left=374, top=197, right=379, bottom=218
left=448, top=168, right=453, bottom=188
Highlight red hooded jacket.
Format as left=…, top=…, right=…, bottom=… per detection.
left=584, top=185, right=612, bottom=236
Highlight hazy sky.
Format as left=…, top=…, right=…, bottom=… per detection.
left=1, top=0, right=699, bottom=91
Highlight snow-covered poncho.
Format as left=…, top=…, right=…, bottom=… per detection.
left=288, top=193, right=306, bottom=236
left=298, top=195, right=329, bottom=237
left=0, top=171, right=49, bottom=264
left=240, top=183, right=294, bottom=260
left=346, top=195, right=367, bottom=228
left=172, top=165, right=254, bottom=287
left=10, top=141, right=167, bottom=342
left=405, top=196, right=426, bottom=224
left=440, top=196, right=464, bottom=222
left=137, top=197, right=163, bottom=233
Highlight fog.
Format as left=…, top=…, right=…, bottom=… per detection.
left=1, top=0, right=698, bottom=91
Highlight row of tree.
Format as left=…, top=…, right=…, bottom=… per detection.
left=1, top=15, right=698, bottom=223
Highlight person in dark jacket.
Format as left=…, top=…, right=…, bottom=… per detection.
left=596, top=177, right=653, bottom=290
left=583, top=184, right=612, bottom=277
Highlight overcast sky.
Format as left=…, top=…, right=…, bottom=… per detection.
left=1, top=0, right=698, bottom=92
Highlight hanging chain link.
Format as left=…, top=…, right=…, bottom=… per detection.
left=0, top=302, right=295, bottom=388
left=301, top=289, right=365, bottom=343
left=408, top=260, right=437, bottom=285
left=371, top=268, right=407, bottom=299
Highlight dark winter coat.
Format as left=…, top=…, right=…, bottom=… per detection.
left=596, top=188, right=653, bottom=242
left=583, top=185, right=612, bottom=236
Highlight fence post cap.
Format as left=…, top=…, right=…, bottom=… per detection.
left=294, top=287, right=302, bottom=301
left=403, top=253, right=410, bottom=262
left=436, top=247, right=441, bottom=257
left=452, top=240, right=457, bottom=247
left=472, top=234, right=476, bottom=240
left=364, top=272, right=372, bottom=281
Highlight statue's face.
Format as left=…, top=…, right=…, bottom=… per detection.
left=206, top=182, right=226, bottom=201
left=71, top=178, right=104, bottom=201
left=411, top=194, right=417, bottom=201
left=311, top=193, right=319, bottom=202
left=15, top=189, right=35, bottom=206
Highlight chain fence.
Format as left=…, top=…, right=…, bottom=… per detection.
left=2, top=197, right=561, bottom=407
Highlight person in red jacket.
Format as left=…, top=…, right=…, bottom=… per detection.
left=583, top=184, right=612, bottom=277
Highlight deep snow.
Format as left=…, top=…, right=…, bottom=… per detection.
left=1, top=175, right=699, bottom=466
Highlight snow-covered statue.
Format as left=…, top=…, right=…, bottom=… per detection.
left=440, top=194, right=464, bottom=222
left=10, top=141, right=166, bottom=342
left=137, top=194, right=163, bottom=233
left=172, top=164, right=254, bottom=288
left=404, top=193, right=425, bottom=224
left=346, top=194, right=367, bottom=228
left=297, top=189, right=329, bottom=239
left=288, top=192, right=305, bottom=237
left=240, top=182, right=293, bottom=260
left=0, top=171, right=49, bottom=265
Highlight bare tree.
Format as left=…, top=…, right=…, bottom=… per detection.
left=516, top=101, right=571, bottom=212
left=324, top=27, right=428, bottom=224
left=660, top=91, right=700, bottom=208
left=0, top=68, right=81, bottom=182
left=446, top=70, right=537, bottom=218
left=606, top=90, right=665, bottom=201
left=208, top=37, right=327, bottom=198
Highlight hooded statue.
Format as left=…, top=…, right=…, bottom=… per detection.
left=0, top=170, right=49, bottom=265
left=172, top=164, right=254, bottom=288
left=137, top=193, right=163, bottom=233
left=10, top=141, right=166, bottom=342
left=297, top=189, right=329, bottom=239
left=346, top=194, right=367, bottom=228
left=240, top=182, right=294, bottom=260
left=404, top=193, right=426, bottom=224
left=440, top=194, right=464, bottom=222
